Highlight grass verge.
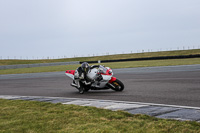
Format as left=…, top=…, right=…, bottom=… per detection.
left=0, top=99, right=200, bottom=133
left=1, top=49, right=200, bottom=65
left=0, top=58, right=200, bottom=75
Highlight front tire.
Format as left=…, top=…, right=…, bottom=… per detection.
left=111, top=79, right=124, bottom=91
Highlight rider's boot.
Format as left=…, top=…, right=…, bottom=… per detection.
left=78, top=81, right=85, bottom=94
left=79, top=87, right=84, bottom=94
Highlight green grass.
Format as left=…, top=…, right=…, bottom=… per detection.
left=1, top=58, right=200, bottom=75
left=1, top=49, right=200, bottom=65
left=0, top=99, right=199, bottom=133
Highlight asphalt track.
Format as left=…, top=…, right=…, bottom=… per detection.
left=0, top=64, right=200, bottom=107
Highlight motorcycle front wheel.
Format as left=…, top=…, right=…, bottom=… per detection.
left=111, top=79, right=124, bottom=91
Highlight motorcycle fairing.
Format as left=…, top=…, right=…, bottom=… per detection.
left=109, top=77, right=117, bottom=83
left=65, top=67, right=116, bottom=87
left=65, top=70, right=75, bottom=79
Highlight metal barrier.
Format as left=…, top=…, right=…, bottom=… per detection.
left=80, top=54, right=200, bottom=64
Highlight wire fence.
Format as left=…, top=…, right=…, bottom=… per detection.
left=1, top=45, right=200, bottom=60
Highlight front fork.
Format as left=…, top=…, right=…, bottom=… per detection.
left=107, top=77, right=117, bottom=89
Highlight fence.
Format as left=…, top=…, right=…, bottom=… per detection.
left=1, top=46, right=200, bottom=60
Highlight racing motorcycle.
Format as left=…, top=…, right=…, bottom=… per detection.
left=65, top=65, right=124, bottom=94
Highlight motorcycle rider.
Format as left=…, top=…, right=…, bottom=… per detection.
left=71, top=62, right=103, bottom=94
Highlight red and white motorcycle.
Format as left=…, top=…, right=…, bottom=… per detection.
left=65, top=65, right=124, bottom=94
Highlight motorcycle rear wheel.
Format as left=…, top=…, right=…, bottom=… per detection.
left=111, top=79, right=124, bottom=91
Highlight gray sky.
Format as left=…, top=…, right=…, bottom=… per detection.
left=0, top=0, right=200, bottom=59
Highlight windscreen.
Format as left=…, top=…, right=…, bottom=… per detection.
left=99, top=65, right=107, bottom=74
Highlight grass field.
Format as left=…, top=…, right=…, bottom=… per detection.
left=1, top=49, right=200, bottom=65
left=0, top=99, right=200, bottom=133
left=0, top=58, right=200, bottom=75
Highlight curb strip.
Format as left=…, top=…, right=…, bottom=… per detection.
left=1, top=95, right=200, bottom=122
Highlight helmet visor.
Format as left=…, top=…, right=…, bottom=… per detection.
left=83, top=67, right=89, bottom=73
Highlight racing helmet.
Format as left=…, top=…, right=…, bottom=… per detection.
left=81, top=62, right=90, bottom=73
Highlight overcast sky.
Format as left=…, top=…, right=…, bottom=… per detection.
left=0, top=0, right=200, bottom=59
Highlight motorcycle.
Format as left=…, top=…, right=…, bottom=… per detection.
left=65, top=65, right=124, bottom=94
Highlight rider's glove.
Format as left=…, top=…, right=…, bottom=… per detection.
left=79, top=73, right=84, bottom=79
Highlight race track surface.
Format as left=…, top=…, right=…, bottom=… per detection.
left=0, top=65, right=200, bottom=107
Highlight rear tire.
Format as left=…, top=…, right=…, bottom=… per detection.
left=84, top=86, right=90, bottom=92
left=111, top=79, right=124, bottom=91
